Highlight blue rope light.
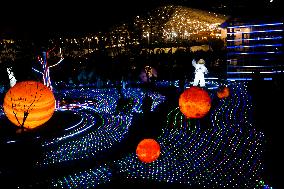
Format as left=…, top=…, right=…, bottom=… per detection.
left=227, top=51, right=282, bottom=55
left=227, top=22, right=283, bottom=29
left=227, top=78, right=252, bottom=81
left=227, top=65, right=277, bottom=68
left=227, top=44, right=283, bottom=48
left=227, top=29, right=283, bottom=34
left=227, top=71, right=279, bottom=74
left=227, top=36, right=282, bottom=42
left=227, top=72, right=253, bottom=74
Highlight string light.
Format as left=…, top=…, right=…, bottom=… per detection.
left=0, top=81, right=272, bottom=188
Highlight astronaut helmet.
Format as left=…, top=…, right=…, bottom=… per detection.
left=197, top=59, right=205, bottom=64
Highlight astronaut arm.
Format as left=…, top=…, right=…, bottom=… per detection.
left=204, top=67, right=208, bottom=74
left=192, top=59, right=197, bottom=68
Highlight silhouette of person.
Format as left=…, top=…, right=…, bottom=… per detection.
left=192, top=59, right=208, bottom=87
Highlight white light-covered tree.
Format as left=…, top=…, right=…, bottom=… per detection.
left=32, top=47, right=64, bottom=91
left=0, top=41, right=17, bottom=88
left=6, top=67, right=17, bottom=87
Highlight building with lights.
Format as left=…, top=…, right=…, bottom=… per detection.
left=225, top=17, right=283, bottom=80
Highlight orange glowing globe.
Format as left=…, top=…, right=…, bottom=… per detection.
left=217, top=86, right=230, bottom=99
left=136, top=138, right=160, bottom=163
left=3, top=81, right=55, bottom=129
left=179, top=86, right=211, bottom=118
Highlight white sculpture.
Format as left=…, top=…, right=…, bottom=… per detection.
left=192, top=59, right=208, bottom=87
left=6, top=67, right=17, bottom=87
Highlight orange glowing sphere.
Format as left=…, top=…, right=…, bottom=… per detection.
left=217, top=86, right=230, bottom=99
left=3, top=81, right=55, bottom=129
left=136, top=138, right=160, bottom=163
left=179, top=86, right=211, bottom=118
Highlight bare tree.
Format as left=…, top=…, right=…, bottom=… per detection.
left=9, top=82, right=45, bottom=132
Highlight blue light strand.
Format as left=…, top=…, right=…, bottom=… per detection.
left=227, top=22, right=283, bottom=29
left=51, top=164, right=112, bottom=188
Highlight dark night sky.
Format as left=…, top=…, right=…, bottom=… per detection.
left=1, top=0, right=161, bottom=35
left=0, top=0, right=281, bottom=38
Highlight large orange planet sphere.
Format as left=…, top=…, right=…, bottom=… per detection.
left=217, top=86, right=230, bottom=99
left=136, top=138, right=160, bottom=163
left=3, top=81, right=55, bottom=129
left=179, top=86, right=211, bottom=118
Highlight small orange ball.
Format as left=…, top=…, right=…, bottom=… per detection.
left=179, top=86, right=211, bottom=118
left=136, top=139, right=160, bottom=163
left=217, top=86, right=230, bottom=99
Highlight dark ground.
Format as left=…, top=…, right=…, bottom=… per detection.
left=247, top=79, right=284, bottom=189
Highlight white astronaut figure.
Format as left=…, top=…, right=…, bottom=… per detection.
left=6, top=67, right=17, bottom=87
left=192, top=59, right=208, bottom=87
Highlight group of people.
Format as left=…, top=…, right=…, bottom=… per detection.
left=141, top=58, right=208, bottom=88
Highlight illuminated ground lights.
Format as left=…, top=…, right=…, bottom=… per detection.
left=51, top=164, right=112, bottom=188
left=117, top=83, right=266, bottom=188
left=34, top=88, right=165, bottom=168
left=0, top=82, right=273, bottom=188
